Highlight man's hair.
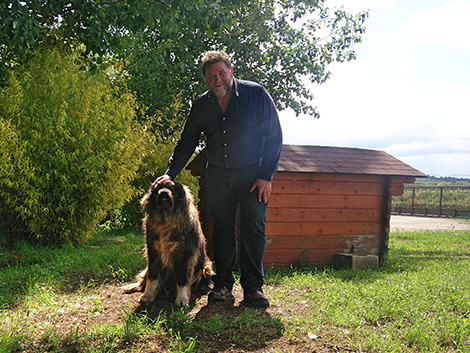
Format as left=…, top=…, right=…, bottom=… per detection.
left=201, top=51, right=232, bottom=76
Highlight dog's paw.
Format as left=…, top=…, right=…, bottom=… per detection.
left=174, top=295, right=190, bottom=306
left=140, top=293, right=156, bottom=302
left=122, top=282, right=141, bottom=294
left=175, top=286, right=190, bottom=306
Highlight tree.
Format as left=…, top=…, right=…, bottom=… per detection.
left=1, top=0, right=367, bottom=138
left=212, top=3, right=368, bottom=117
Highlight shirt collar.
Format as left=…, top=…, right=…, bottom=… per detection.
left=233, top=77, right=240, bottom=97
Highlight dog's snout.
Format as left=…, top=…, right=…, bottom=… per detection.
left=159, top=190, right=170, bottom=198
left=153, top=186, right=174, bottom=210
left=157, top=189, right=173, bottom=204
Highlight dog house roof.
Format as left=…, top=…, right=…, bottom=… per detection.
left=187, top=144, right=427, bottom=178
left=277, top=145, right=426, bottom=177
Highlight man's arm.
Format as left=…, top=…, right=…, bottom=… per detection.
left=258, top=87, right=283, bottom=182
left=152, top=105, right=202, bottom=188
left=250, top=88, right=283, bottom=203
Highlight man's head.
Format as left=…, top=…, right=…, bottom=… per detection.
left=201, top=51, right=232, bottom=76
left=201, top=51, right=234, bottom=98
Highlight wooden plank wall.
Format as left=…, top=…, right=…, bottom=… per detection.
left=264, top=172, right=386, bottom=268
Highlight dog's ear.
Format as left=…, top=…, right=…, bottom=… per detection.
left=173, top=181, right=186, bottom=201
left=141, top=186, right=158, bottom=213
left=140, top=190, right=151, bottom=212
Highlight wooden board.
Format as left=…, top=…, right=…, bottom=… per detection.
left=266, top=221, right=382, bottom=236
left=267, top=208, right=381, bottom=223
left=390, top=176, right=416, bottom=196
left=272, top=179, right=384, bottom=196
left=269, top=194, right=383, bottom=210
left=266, top=234, right=380, bottom=250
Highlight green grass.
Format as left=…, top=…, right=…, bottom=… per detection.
left=1, top=229, right=470, bottom=352
left=265, top=230, right=470, bottom=351
left=0, top=228, right=146, bottom=310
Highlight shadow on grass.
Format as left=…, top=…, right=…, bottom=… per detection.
left=132, top=281, right=212, bottom=318
left=191, top=305, right=284, bottom=352
left=132, top=282, right=284, bottom=352
left=0, top=228, right=145, bottom=310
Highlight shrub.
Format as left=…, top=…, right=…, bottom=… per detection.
left=0, top=47, right=147, bottom=245
left=0, top=119, right=34, bottom=246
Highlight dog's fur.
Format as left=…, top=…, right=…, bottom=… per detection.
left=123, top=180, right=213, bottom=306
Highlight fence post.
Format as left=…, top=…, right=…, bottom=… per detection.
left=438, top=187, right=443, bottom=217
left=411, top=187, right=415, bottom=216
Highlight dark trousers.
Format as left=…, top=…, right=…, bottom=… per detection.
left=206, top=162, right=268, bottom=293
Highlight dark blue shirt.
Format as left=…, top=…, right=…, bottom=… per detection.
left=166, top=78, right=283, bottom=181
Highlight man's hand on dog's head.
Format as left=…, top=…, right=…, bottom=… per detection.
left=151, top=174, right=172, bottom=190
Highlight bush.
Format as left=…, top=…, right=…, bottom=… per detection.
left=0, top=119, right=33, bottom=246
left=0, top=47, right=147, bottom=245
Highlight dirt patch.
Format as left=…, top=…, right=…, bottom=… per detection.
left=390, top=215, right=470, bottom=232
left=24, top=283, right=346, bottom=353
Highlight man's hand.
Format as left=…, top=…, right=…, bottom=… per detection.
left=249, top=178, right=272, bottom=204
left=151, top=174, right=172, bottom=190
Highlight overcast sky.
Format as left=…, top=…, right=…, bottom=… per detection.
left=279, top=0, right=470, bottom=178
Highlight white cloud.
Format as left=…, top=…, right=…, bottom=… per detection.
left=400, top=153, right=470, bottom=178
left=280, top=0, right=470, bottom=177
left=386, top=140, right=470, bottom=158
left=326, top=0, right=396, bottom=12
left=279, top=52, right=470, bottom=176
left=389, top=0, right=470, bottom=49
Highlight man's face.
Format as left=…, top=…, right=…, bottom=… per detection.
left=204, top=61, right=234, bottom=98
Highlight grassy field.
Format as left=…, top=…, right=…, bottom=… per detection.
left=1, top=228, right=470, bottom=352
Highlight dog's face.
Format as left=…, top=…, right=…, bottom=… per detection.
left=142, top=180, right=186, bottom=217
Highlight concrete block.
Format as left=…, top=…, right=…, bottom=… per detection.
left=334, top=253, right=379, bottom=270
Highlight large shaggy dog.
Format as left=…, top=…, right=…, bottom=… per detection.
left=123, top=180, right=213, bottom=306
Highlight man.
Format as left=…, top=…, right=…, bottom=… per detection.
left=152, top=51, right=282, bottom=308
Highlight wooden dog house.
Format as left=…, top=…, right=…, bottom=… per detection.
left=187, top=144, right=426, bottom=268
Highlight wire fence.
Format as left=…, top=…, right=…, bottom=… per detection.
left=392, top=186, right=470, bottom=218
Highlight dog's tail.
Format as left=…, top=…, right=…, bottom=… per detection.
left=122, top=269, right=147, bottom=294
left=202, top=257, right=215, bottom=280
left=193, top=257, right=215, bottom=287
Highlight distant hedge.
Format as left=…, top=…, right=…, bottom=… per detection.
left=0, top=48, right=149, bottom=245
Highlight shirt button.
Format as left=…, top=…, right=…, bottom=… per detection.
left=223, top=130, right=227, bottom=134
left=224, top=143, right=227, bottom=146
left=224, top=154, right=228, bottom=158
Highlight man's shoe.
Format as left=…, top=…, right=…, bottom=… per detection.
left=243, top=289, right=270, bottom=308
left=208, top=284, right=233, bottom=304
